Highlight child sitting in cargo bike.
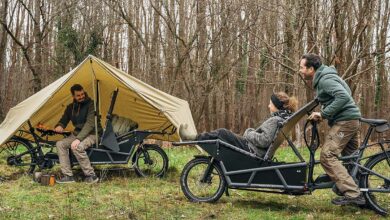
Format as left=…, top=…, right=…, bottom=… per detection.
left=179, top=92, right=297, bottom=157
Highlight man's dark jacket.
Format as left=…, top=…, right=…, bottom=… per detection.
left=57, top=96, right=102, bottom=140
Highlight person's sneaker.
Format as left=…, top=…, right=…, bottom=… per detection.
left=331, top=194, right=366, bottom=206
left=56, top=175, right=75, bottom=184
left=332, top=185, right=343, bottom=196
left=84, top=175, right=99, bottom=184
left=179, top=124, right=197, bottom=141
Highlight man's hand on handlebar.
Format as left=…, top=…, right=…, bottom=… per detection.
left=54, top=125, right=64, bottom=133
left=308, top=112, right=323, bottom=122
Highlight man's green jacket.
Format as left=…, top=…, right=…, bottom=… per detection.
left=313, top=65, right=361, bottom=126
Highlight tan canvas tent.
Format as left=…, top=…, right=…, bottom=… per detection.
left=0, top=55, right=197, bottom=146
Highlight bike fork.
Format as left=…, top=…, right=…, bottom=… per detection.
left=200, top=157, right=215, bottom=183
left=139, top=146, right=152, bottom=165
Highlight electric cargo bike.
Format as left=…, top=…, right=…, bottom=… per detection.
left=174, top=99, right=390, bottom=215
left=1, top=89, right=173, bottom=178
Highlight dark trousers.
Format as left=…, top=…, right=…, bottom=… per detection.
left=197, top=128, right=251, bottom=152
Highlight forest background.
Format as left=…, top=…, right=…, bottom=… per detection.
left=0, top=0, right=389, bottom=141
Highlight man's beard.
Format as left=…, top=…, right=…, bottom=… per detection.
left=77, top=97, right=85, bottom=103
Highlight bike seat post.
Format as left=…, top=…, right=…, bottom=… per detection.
left=361, top=124, right=375, bottom=148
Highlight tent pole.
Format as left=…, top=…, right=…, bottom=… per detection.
left=90, top=58, right=99, bottom=146
left=95, top=80, right=100, bottom=139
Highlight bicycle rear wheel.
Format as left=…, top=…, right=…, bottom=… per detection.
left=0, top=137, right=37, bottom=174
left=133, top=144, right=168, bottom=178
left=361, top=152, right=390, bottom=216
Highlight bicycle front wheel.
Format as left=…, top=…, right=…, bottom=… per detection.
left=180, top=157, right=226, bottom=202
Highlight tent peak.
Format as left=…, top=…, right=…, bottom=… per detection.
left=87, top=54, right=98, bottom=60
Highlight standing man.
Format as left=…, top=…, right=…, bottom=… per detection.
left=54, top=84, right=102, bottom=184
left=299, top=54, right=365, bottom=205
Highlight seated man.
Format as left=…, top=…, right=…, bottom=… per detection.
left=54, top=84, right=102, bottom=184
left=179, top=92, right=298, bottom=158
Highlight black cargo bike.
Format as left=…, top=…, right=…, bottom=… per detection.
left=174, top=99, right=390, bottom=215
left=1, top=89, right=172, bottom=178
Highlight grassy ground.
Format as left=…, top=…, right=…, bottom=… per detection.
left=0, top=145, right=387, bottom=220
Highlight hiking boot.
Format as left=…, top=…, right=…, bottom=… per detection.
left=332, top=185, right=343, bottom=196
left=84, top=175, right=99, bottom=184
left=179, top=124, right=197, bottom=141
left=331, top=194, right=366, bottom=206
left=56, top=175, right=75, bottom=184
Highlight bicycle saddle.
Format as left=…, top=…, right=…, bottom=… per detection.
left=360, top=118, right=388, bottom=126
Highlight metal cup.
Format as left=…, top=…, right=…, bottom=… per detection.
left=33, top=171, right=42, bottom=183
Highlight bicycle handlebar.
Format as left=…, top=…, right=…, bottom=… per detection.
left=36, top=128, right=71, bottom=137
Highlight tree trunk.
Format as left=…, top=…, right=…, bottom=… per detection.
left=33, top=0, right=43, bottom=92
left=0, top=0, right=8, bottom=119
left=333, top=0, right=346, bottom=75
left=376, top=0, right=389, bottom=119
left=150, top=0, right=160, bottom=87
left=304, top=0, right=316, bottom=101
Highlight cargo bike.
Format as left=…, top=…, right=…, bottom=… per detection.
left=1, top=89, right=172, bottom=178
left=174, top=99, right=390, bottom=215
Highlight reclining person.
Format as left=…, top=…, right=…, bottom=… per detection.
left=179, top=92, right=297, bottom=158
left=54, top=84, right=103, bottom=184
